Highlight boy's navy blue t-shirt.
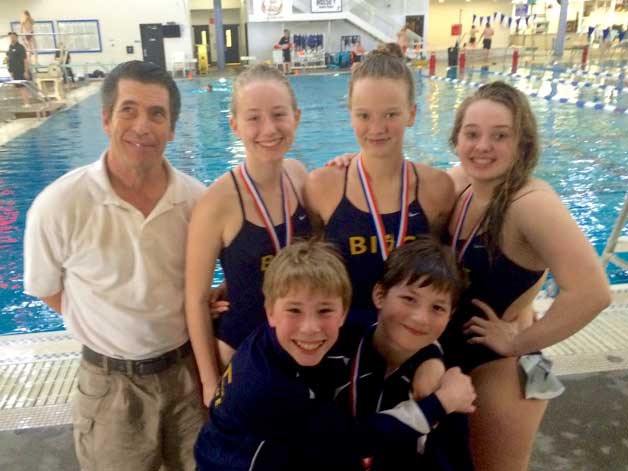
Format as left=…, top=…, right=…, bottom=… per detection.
left=194, top=324, right=363, bottom=471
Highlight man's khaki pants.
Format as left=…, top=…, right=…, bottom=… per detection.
left=73, top=354, right=206, bottom=471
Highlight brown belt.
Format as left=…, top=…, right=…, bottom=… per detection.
left=81, top=341, right=192, bottom=376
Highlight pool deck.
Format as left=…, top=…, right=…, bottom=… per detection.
left=0, top=284, right=627, bottom=469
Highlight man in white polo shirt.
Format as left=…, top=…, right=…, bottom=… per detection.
left=23, top=60, right=206, bottom=471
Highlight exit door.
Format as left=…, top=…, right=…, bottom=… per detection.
left=140, top=24, right=166, bottom=70
left=224, top=24, right=240, bottom=64
left=193, top=25, right=211, bottom=65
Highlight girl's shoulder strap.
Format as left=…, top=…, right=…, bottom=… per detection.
left=228, top=170, right=246, bottom=219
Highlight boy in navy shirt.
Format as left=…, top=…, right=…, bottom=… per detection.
left=195, top=240, right=476, bottom=470
left=335, top=236, right=477, bottom=470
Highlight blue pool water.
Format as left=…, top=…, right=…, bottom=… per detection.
left=0, top=73, right=626, bottom=335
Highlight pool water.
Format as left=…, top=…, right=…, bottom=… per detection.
left=0, top=73, right=626, bottom=335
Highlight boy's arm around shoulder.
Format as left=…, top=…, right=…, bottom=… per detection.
left=408, top=341, right=446, bottom=399
left=412, top=358, right=445, bottom=400
left=368, top=366, right=475, bottom=441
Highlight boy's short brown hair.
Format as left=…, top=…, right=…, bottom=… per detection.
left=263, top=239, right=351, bottom=309
left=377, top=236, right=467, bottom=308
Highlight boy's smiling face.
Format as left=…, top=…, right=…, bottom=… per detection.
left=266, top=286, right=347, bottom=367
left=373, top=277, right=453, bottom=353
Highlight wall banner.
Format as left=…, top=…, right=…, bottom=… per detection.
left=311, top=0, right=342, bottom=13
left=252, top=0, right=293, bottom=18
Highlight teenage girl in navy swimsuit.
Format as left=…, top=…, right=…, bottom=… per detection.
left=186, top=64, right=311, bottom=406
left=443, top=81, right=611, bottom=470
left=306, top=43, right=455, bottom=329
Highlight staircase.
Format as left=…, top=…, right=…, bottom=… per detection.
left=291, top=0, right=399, bottom=43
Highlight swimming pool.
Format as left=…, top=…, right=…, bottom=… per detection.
left=0, top=73, right=626, bottom=335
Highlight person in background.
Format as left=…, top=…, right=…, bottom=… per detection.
left=479, top=22, right=494, bottom=61
left=276, top=29, right=292, bottom=74
left=397, top=24, right=423, bottom=59
left=23, top=60, right=206, bottom=471
left=443, top=81, right=611, bottom=470
left=351, top=40, right=366, bottom=63
left=5, top=31, right=30, bottom=106
left=468, top=25, right=478, bottom=48
left=20, top=10, right=37, bottom=63
left=55, top=43, right=74, bottom=83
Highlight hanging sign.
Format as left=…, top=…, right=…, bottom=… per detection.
left=311, top=0, right=342, bottom=12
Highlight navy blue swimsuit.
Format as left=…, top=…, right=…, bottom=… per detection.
left=441, top=187, right=545, bottom=372
left=325, top=164, right=430, bottom=328
left=215, top=171, right=312, bottom=348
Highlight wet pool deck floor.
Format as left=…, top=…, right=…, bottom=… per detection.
left=0, top=285, right=627, bottom=470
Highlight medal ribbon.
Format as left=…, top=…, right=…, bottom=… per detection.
left=356, top=156, right=410, bottom=261
left=451, top=190, right=483, bottom=262
left=239, top=164, right=292, bottom=253
left=349, top=337, right=365, bottom=418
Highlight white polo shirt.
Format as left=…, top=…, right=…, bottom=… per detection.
left=24, top=152, right=206, bottom=360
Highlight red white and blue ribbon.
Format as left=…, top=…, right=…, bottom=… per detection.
left=349, top=337, right=365, bottom=417
left=239, top=163, right=292, bottom=253
left=356, top=155, right=410, bottom=261
left=451, top=190, right=483, bottom=262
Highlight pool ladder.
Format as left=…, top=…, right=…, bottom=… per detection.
left=601, top=193, right=628, bottom=272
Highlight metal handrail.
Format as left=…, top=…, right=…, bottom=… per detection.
left=343, top=0, right=400, bottom=39
left=601, top=194, right=628, bottom=271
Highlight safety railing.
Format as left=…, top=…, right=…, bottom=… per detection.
left=601, top=194, right=628, bottom=272
left=0, top=80, right=53, bottom=118
left=426, top=41, right=627, bottom=81
left=343, top=0, right=399, bottom=41
left=251, top=0, right=399, bottom=43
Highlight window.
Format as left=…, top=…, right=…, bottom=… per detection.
left=56, top=20, right=102, bottom=53
left=10, top=20, right=56, bottom=53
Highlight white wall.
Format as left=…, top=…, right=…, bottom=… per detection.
left=583, top=7, right=628, bottom=33
left=405, top=0, right=429, bottom=16
left=427, top=0, right=513, bottom=51
left=525, top=0, right=628, bottom=35
left=247, top=19, right=381, bottom=63
left=191, top=9, right=241, bottom=24
left=0, top=0, right=194, bottom=72
left=190, top=0, right=241, bottom=8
